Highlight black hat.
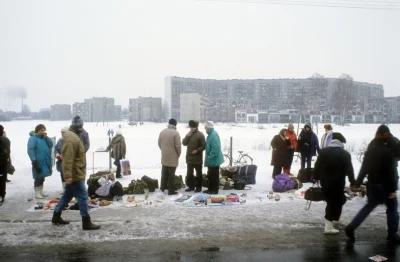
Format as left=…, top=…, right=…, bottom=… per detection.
left=35, top=124, right=46, bottom=133
left=71, top=115, right=84, bottom=129
left=0, top=125, right=3, bottom=136
left=169, top=118, right=177, bottom=126
left=332, top=132, right=346, bottom=143
left=376, top=124, right=390, bottom=135
left=188, top=120, right=199, bottom=128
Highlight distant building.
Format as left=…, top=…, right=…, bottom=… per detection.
left=129, top=97, right=162, bottom=122
left=72, top=97, right=116, bottom=122
left=50, top=104, right=71, bottom=121
left=72, top=102, right=87, bottom=120
left=180, top=93, right=202, bottom=122
left=114, top=105, right=122, bottom=120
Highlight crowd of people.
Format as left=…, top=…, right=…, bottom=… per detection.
left=0, top=117, right=399, bottom=242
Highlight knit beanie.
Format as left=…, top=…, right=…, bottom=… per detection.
left=376, top=125, right=390, bottom=135
left=71, top=115, right=84, bottom=129
left=168, top=118, right=177, bottom=126
left=204, top=121, right=214, bottom=129
left=189, top=120, right=199, bottom=128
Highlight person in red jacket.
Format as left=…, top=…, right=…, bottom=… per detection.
left=283, top=123, right=297, bottom=174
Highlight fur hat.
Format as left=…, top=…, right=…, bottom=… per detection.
left=189, top=120, right=199, bottom=128
left=332, top=132, right=346, bottom=143
left=71, top=115, right=84, bottom=129
left=61, top=126, right=69, bottom=133
left=376, top=124, right=390, bottom=135
left=35, top=124, right=46, bottom=133
left=204, top=121, right=214, bottom=129
left=168, top=118, right=177, bottom=126
left=0, top=125, right=3, bottom=136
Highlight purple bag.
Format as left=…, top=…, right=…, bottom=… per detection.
left=272, top=173, right=297, bottom=192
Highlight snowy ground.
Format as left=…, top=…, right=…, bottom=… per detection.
left=0, top=121, right=399, bottom=247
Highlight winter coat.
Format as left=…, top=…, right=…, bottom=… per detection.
left=320, top=131, right=333, bottom=149
left=286, top=130, right=297, bottom=151
left=62, top=130, right=87, bottom=182
left=79, top=129, right=90, bottom=153
left=158, top=125, right=182, bottom=167
left=0, top=136, right=11, bottom=161
left=55, top=138, right=62, bottom=172
left=204, top=128, right=224, bottom=167
left=313, top=139, right=355, bottom=189
left=270, top=134, right=291, bottom=167
left=297, top=129, right=320, bottom=156
left=106, top=134, right=126, bottom=161
left=27, top=131, right=53, bottom=179
left=182, top=129, right=206, bottom=164
left=356, top=135, right=400, bottom=192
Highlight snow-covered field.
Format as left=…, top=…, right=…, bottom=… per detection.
left=0, top=121, right=399, bottom=246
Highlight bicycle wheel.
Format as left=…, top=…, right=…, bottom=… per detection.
left=239, top=154, right=253, bottom=165
left=223, top=154, right=231, bottom=166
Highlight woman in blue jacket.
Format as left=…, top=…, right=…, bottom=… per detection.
left=204, top=121, right=224, bottom=194
left=27, top=124, right=53, bottom=199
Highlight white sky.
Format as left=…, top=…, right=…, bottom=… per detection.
left=0, top=0, right=399, bottom=111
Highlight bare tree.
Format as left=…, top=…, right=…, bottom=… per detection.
left=332, top=74, right=356, bottom=125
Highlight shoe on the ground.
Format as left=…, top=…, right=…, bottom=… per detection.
left=82, top=216, right=101, bottom=230
left=387, top=234, right=400, bottom=244
left=324, top=219, right=340, bottom=235
left=345, top=225, right=355, bottom=241
left=40, top=185, right=49, bottom=197
left=185, top=188, right=194, bottom=192
left=195, top=188, right=202, bottom=193
left=34, top=187, right=43, bottom=199
left=168, top=191, right=178, bottom=195
left=52, top=212, right=70, bottom=225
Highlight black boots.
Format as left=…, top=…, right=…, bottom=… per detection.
left=82, top=216, right=101, bottom=230
left=345, top=225, right=355, bottom=241
left=52, top=212, right=70, bottom=225
left=116, top=166, right=122, bottom=178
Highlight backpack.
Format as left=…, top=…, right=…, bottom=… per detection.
left=109, top=181, right=124, bottom=197
left=232, top=168, right=247, bottom=190
left=297, top=168, right=314, bottom=183
left=127, top=179, right=148, bottom=194
left=174, top=175, right=185, bottom=190
left=272, top=173, right=298, bottom=192
left=141, top=175, right=159, bottom=192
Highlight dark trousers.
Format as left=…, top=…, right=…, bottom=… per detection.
left=301, top=152, right=312, bottom=169
left=161, top=166, right=177, bottom=192
left=323, top=185, right=346, bottom=221
left=34, top=178, right=45, bottom=187
left=207, top=166, right=220, bottom=192
left=0, top=160, right=7, bottom=198
left=186, top=163, right=203, bottom=189
left=284, top=149, right=295, bottom=170
left=60, top=171, right=65, bottom=183
left=272, top=165, right=283, bottom=179
left=349, top=184, right=399, bottom=240
left=54, top=180, right=89, bottom=217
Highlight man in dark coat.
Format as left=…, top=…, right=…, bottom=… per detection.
left=0, top=125, right=11, bottom=205
left=297, top=123, right=320, bottom=169
left=270, top=129, right=291, bottom=179
left=182, top=120, right=206, bottom=192
left=314, top=132, right=355, bottom=234
left=345, top=125, right=400, bottom=244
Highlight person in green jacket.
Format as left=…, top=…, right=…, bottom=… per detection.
left=204, top=121, right=224, bottom=194
left=182, top=120, right=206, bottom=192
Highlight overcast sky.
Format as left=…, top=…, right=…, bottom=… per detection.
left=0, top=0, right=399, bottom=111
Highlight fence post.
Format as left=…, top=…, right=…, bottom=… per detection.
left=109, top=136, right=112, bottom=171
left=229, top=136, right=233, bottom=167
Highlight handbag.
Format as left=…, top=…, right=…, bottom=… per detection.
left=304, top=182, right=325, bottom=210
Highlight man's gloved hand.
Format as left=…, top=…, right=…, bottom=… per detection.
left=32, top=160, right=42, bottom=174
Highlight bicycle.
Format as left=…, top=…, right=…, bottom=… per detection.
left=223, top=150, right=253, bottom=166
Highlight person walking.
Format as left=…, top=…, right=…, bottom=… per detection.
left=203, top=121, right=224, bottom=194
left=313, top=132, right=355, bottom=234
left=320, top=124, right=333, bottom=149
left=283, top=123, right=297, bottom=174
left=55, top=126, right=69, bottom=194
left=297, top=123, right=320, bottom=169
left=271, top=128, right=291, bottom=179
left=158, top=119, right=181, bottom=195
left=345, top=125, right=400, bottom=243
left=0, top=125, right=11, bottom=205
left=182, top=120, right=206, bottom=192
left=52, top=121, right=100, bottom=230
left=106, top=129, right=127, bottom=178
left=27, top=124, right=53, bottom=199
